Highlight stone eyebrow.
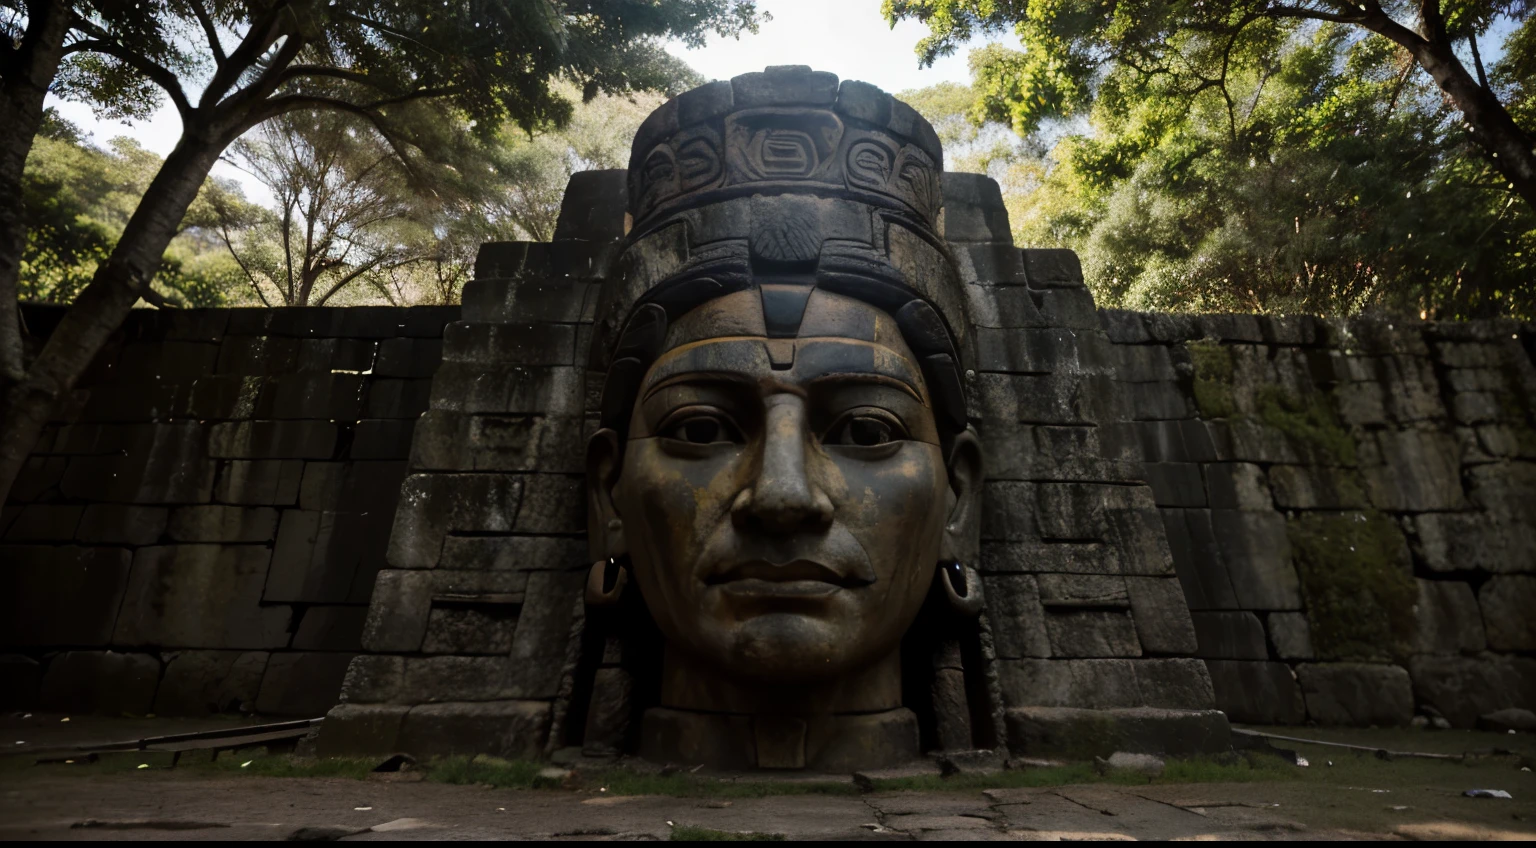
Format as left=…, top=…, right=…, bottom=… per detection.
left=804, top=372, right=924, bottom=403
left=640, top=370, right=759, bottom=403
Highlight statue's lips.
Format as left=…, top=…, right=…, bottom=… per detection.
left=705, top=560, right=874, bottom=596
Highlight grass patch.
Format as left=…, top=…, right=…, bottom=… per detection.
left=428, top=755, right=544, bottom=788
left=671, top=825, right=785, bottom=841
left=190, top=753, right=380, bottom=780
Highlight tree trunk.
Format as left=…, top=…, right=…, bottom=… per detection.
left=0, top=134, right=222, bottom=506
left=1402, top=32, right=1536, bottom=212
left=0, top=0, right=73, bottom=385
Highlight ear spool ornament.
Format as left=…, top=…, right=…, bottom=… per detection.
left=586, top=556, right=631, bottom=606
left=938, top=559, right=983, bottom=617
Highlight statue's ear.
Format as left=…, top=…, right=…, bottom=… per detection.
left=940, top=427, right=983, bottom=567
left=585, top=428, right=628, bottom=561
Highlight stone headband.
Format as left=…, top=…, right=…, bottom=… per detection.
left=592, top=67, right=972, bottom=438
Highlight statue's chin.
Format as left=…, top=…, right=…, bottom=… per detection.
left=707, top=613, right=878, bottom=685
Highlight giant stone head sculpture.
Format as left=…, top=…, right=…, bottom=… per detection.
left=584, top=67, right=986, bottom=770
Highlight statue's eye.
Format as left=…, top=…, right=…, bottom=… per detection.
left=663, top=413, right=741, bottom=445
left=827, top=412, right=905, bottom=448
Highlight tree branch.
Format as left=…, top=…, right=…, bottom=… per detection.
left=186, top=0, right=227, bottom=65
left=64, top=39, right=193, bottom=118
left=201, top=2, right=291, bottom=107
left=1469, top=32, right=1490, bottom=92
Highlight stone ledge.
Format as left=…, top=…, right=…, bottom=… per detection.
left=1005, top=706, right=1231, bottom=760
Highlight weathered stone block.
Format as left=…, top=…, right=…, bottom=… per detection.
left=422, top=604, right=519, bottom=654
left=351, top=419, right=416, bottom=460
left=364, top=378, right=433, bottom=419
left=386, top=473, right=524, bottom=568
left=166, top=505, right=279, bottom=543
left=987, top=575, right=1052, bottom=659
left=1102, top=502, right=1176, bottom=576
left=1034, top=483, right=1107, bottom=540
left=1142, top=463, right=1206, bottom=508
left=506, top=569, right=584, bottom=698
left=268, top=509, right=391, bottom=604
left=1205, top=660, right=1306, bottom=724
left=374, top=338, right=443, bottom=378
left=114, top=545, right=290, bottom=649
left=1479, top=575, right=1536, bottom=650
left=0, top=546, right=132, bottom=646
left=1133, top=658, right=1216, bottom=709
left=39, top=651, right=159, bottom=715
left=396, top=700, right=550, bottom=759
left=1407, top=654, right=1536, bottom=728
left=1267, top=465, right=1366, bottom=509
left=980, top=481, right=1037, bottom=541
left=60, top=424, right=215, bottom=503
left=981, top=541, right=1120, bottom=574
left=296, top=338, right=376, bottom=372
left=999, top=658, right=1140, bottom=709
left=974, top=328, right=1113, bottom=376
left=112, top=340, right=220, bottom=382
left=153, top=650, right=268, bottom=715
left=208, top=421, right=337, bottom=459
left=216, top=336, right=300, bottom=375
left=1203, top=463, right=1270, bottom=510
left=292, top=606, right=368, bottom=652
left=1006, top=706, right=1230, bottom=759
left=0, top=655, right=41, bottom=709
left=443, top=323, right=577, bottom=366
left=1043, top=610, right=1140, bottom=658
left=1296, top=663, right=1413, bottom=726
left=214, top=459, right=303, bottom=505
left=1, top=504, right=83, bottom=541
left=255, top=374, right=367, bottom=420
left=10, top=456, right=67, bottom=501
left=1162, top=508, right=1240, bottom=610
left=1125, top=381, right=1192, bottom=421
left=1100, top=310, right=1151, bottom=344
left=316, top=703, right=407, bottom=757
left=297, top=461, right=406, bottom=512
left=1412, top=579, right=1486, bottom=655
left=359, top=569, right=532, bottom=653
left=1125, top=577, right=1197, bottom=654
left=409, top=411, right=584, bottom=474
left=437, top=535, right=586, bottom=571
left=337, top=655, right=404, bottom=705
left=1037, top=574, right=1129, bottom=608
left=1359, top=429, right=1466, bottom=511
left=73, top=505, right=166, bottom=545
left=1020, top=248, right=1083, bottom=288
left=1190, top=611, right=1268, bottom=660
left=428, top=363, right=585, bottom=416
left=256, top=652, right=354, bottom=716
left=1212, top=510, right=1301, bottom=610
left=1266, top=612, right=1314, bottom=659
left=513, top=474, right=584, bottom=534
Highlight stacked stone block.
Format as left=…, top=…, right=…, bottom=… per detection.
left=946, top=175, right=1213, bottom=750
left=320, top=171, right=627, bottom=758
left=1100, top=309, right=1536, bottom=727
left=0, top=305, right=456, bottom=715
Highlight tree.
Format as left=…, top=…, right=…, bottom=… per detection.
left=884, top=0, right=1536, bottom=219
left=22, top=111, right=248, bottom=307
left=0, top=0, right=762, bottom=506
left=216, top=111, right=425, bottom=307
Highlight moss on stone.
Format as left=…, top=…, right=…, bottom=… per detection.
left=1287, top=511, right=1417, bottom=662
left=1188, top=341, right=1238, bottom=418
left=1254, top=385, right=1358, bottom=467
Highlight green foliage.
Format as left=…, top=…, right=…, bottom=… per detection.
left=887, top=2, right=1536, bottom=318
left=1288, top=511, right=1418, bottom=662
left=19, top=113, right=247, bottom=307
left=428, top=754, right=545, bottom=788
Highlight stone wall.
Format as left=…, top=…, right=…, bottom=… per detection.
left=1099, top=306, right=1536, bottom=728
left=1, top=304, right=457, bottom=716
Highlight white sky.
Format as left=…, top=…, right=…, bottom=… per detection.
left=46, top=0, right=1003, bottom=207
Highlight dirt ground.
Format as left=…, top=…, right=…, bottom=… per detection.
left=1, top=713, right=1533, bottom=841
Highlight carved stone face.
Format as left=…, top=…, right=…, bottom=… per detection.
left=592, top=287, right=963, bottom=688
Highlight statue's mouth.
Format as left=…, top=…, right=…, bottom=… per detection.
left=705, top=559, right=874, bottom=596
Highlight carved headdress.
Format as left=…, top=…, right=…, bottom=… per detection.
left=591, top=65, right=972, bottom=437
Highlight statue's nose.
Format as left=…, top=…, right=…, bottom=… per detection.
left=733, top=395, right=834, bottom=532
